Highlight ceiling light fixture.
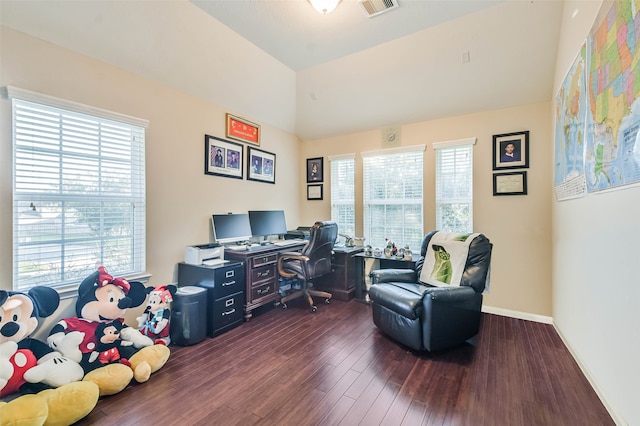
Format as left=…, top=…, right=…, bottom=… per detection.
left=308, top=0, right=342, bottom=14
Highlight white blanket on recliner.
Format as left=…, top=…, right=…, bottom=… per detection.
left=419, top=232, right=480, bottom=287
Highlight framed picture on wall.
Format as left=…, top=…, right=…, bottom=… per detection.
left=226, top=113, right=261, bottom=146
left=306, top=157, right=323, bottom=183
left=493, top=171, right=528, bottom=196
left=307, top=184, right=323, bottom=200
left=247, top=147, right=276, bottom=184
left=492, top=130, right=529, bottom=170
left=204, top=134, right=243, bottom=179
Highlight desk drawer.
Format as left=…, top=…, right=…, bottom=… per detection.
left=252, top=265, right=275, bottom=283
left=252, top=254, right=278, bottom=268
left=252, top=280, right=276, bottom=300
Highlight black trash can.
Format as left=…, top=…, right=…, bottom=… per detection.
left=170, top=286, right=207, bottom=346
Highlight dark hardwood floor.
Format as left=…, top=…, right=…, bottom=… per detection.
left=79, top=298, right=614, bottom=425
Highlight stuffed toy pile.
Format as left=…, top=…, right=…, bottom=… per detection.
left=0, top=287, right=99, bottom=425
left=1, top=266, right=173, bottom=425
left=47, top=266, right=171, bottom=395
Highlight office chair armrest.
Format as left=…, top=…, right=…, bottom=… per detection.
left=277, top=252, right=310, bottom=278
left=370, top=269, right=417, bottom=284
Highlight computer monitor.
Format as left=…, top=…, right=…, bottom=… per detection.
left=211, top=213, right=253, bottom=245
left=248, top=210, right=287, bottom=241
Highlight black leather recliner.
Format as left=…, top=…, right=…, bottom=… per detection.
left=368, top=231, right=492, bottom=352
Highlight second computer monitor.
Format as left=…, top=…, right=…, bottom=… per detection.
left=248, top=210, right=287, bottom=240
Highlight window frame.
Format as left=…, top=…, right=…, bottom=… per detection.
left=361, top=145, right=425, bottom=250
left=5, top=86, right=149, bottom=297
left=433, top=137, right=476, bottom=233
left=329, top=154, right=356, bottom=237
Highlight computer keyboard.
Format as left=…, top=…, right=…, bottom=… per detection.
left=226, top=245, right=248, bottom=251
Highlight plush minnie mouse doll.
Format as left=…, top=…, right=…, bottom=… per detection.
left=137, top=285, right=177, bottom=345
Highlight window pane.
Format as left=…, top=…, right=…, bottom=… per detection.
left=435, top=144, right=473, bottom=233
left=363, top=149, right=423, bottom=250
left=330, top=158, right=355, bottom=236
left=12, top=98, right=146, bottom=291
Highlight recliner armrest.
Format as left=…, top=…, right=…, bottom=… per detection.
left=424, top=286, right=477, bottom=304
left=370, top=268, right=417, bottom=284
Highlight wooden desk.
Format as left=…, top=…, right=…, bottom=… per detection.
left=354, top=252, right=418, bottom=302
left=224, top=242, right=306, bottom=320
left=314, top=246, right=364, bottom=301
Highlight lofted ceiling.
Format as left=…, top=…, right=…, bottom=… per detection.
left=0, top=0, right=565, bottom=140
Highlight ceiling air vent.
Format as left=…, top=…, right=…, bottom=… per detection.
left=358, top=0, right=399, bottom=18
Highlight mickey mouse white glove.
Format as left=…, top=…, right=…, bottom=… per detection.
left=47, top=331, right=85, bottom=362
left=119, top=326, right=153, bottom=348
left=23, top=352, right=85, bottom=388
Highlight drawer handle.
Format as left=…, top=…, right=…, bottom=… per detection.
left=225, top=298, right=234, bottom=307
left=222, top=280, right=235, bottom=286
left=222, top=308, right=236, bottom=316
left=257, top=271, right=271, bottom=278
left=225, top=270, right=235, bottom=278
left=257, top=286, right=271, bottom=295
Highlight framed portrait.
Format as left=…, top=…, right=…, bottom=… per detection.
left=306, top=157, right=324, bottom=183
left=493, top=171, right=528, bottom=196
left=307, top=184, right=323, bottom=200
left=247, top=147, right=276, bottom=184
left=226, top=113, right=261, bottom=146
left=492, top=130, right=529, bottom=170
left=204, top=134, right=243, bottom=179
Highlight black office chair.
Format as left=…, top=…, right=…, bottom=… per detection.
left=277, top=221, right=338, bottom=312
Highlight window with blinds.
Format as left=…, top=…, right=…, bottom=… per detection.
left=329, top=155, right=355, bottom=236
left=9, top=88, right=147, bottom=293
left=362, top=146, right=424, bottom=250
left=434, top=138, right=475, bottom=233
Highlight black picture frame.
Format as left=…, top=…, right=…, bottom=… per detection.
left=247, top=146, right=276, bottom=184
left=492, top=130, right=529, bottom=170
left=493, top=171, right=528, bottom=196
left=307, top=184, right=323, bottom=200
left=306, top=157, right=324, bottom=183
left=204, top=134, right=243, bottom=179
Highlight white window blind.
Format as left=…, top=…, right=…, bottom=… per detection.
left=362, top=145, right=424, bottom=250
left=329, top=155, right=355, bottom=236
left=434, top=138, right=475, bottom=233
left=9, top=88, right=147, bottom=293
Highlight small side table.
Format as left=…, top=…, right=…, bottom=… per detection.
left=353, top=252, right=418, bottom=303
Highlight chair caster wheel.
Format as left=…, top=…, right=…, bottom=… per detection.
left=281, top=303, right=288, bottom=310
left=325, top=298, right=331, bottom=304
left=311, top=305, right=317, bottom=312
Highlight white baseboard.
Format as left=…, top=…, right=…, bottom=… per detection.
left=553, top=325, right=626, bottom=426
left=481, top=305, right=553, bottom=324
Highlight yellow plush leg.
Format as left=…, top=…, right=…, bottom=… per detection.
left=128, top=344, right=170, bottom=383
left=83, top=363, right=133, bottom=396
left=38, top=381, right=99, bottom=426
left=0, top=394, right=47, bottom=426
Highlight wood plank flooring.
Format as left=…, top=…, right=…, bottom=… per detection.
left=79, top=298, right=614, bottom=425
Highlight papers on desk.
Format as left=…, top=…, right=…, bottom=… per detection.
left=272, top=239, right=304, bottom=247
left=202, top=258, right=228, bottom=266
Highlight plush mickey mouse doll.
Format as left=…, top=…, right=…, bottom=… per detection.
left=0, top=287, right=84, bottom=397
left=92, top=319, right=132, bottom=366
left=0, top=287, right=99, bottom=426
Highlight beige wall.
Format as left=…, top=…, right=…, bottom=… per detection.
left=0, top=27, right=302, bottom=301
left=300, top=101, right=553, bottom=317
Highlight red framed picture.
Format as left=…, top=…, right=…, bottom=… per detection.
left=226, top=113, right=260, bottom=145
